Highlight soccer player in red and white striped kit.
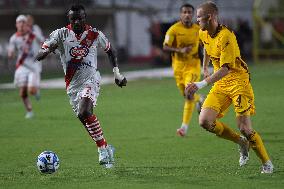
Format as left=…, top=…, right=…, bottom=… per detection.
left=36, top=4, right=127, bottom=168
left=8, top=15, right=42, bottom=119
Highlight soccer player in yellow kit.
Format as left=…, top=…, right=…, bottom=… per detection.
left=163, top=3, right=203, bottom=137
left=185, top=1, right=274, bottom=173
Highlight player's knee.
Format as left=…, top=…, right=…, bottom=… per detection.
left=78, top=109, right=92, bottom=120
left=238, top=124, right=253, bottom=138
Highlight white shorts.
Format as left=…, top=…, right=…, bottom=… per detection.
left=67, top=72, right=101, bottom=116
left=14, top=66, right=40, bottom=88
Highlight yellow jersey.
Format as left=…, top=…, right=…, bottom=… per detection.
left=164, top=22, right=200, bottom=66
left=199, top=25, right=249, bottom=87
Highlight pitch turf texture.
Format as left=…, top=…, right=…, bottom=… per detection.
left=0, top=63, right=283, bottom=189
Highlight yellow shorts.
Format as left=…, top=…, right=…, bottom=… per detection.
left=202, top=80, right=255, bottom=117
left=173, top=59, right=201, bottom=95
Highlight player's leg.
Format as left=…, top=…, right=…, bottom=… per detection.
left=199, top=107, right=241, bottom=143
left=28, top=71, right=41, bottom=100
left=236, top=115, right=273, bottom=173
left=177, top=72, right=200, bottom=137
left=177, top=88, right=195, bottom=136
left=173, top=69, right=188, bottom=136
left=78, top=96, right=107, bottom=147
left=76, top=85, right=114, bottom=167
left=15, top=69, right=33, bottom=118
left=199, top=91, right=247, bottom=155
left=19, top=86, right=33, bottom=119
left=233, top=91, right=273, bottom=173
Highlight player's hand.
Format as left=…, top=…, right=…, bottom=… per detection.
left=179, top=46, right=192, bottom=54
left=115, top=77, right=127, bottom=88
left=36, top=44, right=58, bottom=61
left=184, top=82, right=198, bottom=100
left=113, top=67, right=127, bottom=88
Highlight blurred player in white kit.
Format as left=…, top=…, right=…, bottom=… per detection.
left=8, top=15, right=42, bottom=119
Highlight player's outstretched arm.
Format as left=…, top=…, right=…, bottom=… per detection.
left=163, top=44, right=192, bottom=54
left=202, top=48, right=211, bottom=78
left=35, top=43, right=58, bottom=61
left=106, top=46, right=127, bottom=88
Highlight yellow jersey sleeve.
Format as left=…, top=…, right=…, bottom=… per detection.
left=220, top=33, right=236, bottom=68
left=163, top=27, right=175, bottom=47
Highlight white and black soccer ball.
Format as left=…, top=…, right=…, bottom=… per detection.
left=36, top=151, right=60, bottom=174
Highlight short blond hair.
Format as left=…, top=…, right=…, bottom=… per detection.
left=198, top=1, right=218, bottom=15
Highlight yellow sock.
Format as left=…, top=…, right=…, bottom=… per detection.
left=248, top=131, right=270, bottom=164
left=213, top=121, right=240, bottom=143
left=182, top=99, right=195, bottom=125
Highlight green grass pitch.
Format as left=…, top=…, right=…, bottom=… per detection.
left=0, top=63, right=283, bottom=188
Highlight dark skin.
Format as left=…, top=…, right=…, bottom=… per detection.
left=36, top=8, right=126, bottom=124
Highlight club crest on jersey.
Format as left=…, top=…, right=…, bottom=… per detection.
left=69, top=46, right=89, bottom=59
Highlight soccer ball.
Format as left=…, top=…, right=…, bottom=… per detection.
left=36, top=151, right=60, bottom=174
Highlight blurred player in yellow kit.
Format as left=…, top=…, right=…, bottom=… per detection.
left=185, top=1, right=274, bottom=173
left=163, top=3, right=204, bottom=137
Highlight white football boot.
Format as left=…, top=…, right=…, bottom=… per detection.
left=261, top=160, right=274, bottom=174
left=98, top=145, right=115, bottom=168
left=105, top=145, right=115, bottom=168
left=106, top=145, right=115, bottom=163
left=239, top=136, right=250, bottom=166
left=98, top=146, right=110, bottom=165
left=25, top=111, right=34, bottom=119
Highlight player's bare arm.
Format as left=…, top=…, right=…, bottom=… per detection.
left=163, top=44, right=192, bottom=54
left=204, top=64, right=229, bottom=84
left=106, top=46, right=127, bottom=88
left=185, top=64, right=229, bottom=98
left=202, top=48, right=210, bottom=78
left=35, top=43, right=58, bottom=61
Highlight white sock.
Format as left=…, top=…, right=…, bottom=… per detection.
left=181, top=123, right=188, bottom=132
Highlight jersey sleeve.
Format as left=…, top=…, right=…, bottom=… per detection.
left=220, top=33, right=236, bottom=68
left=42, top=29, right=61, bottom=50
left=97, top=30, right=110, bottom=52
left=163, top=27, right=175, bottom=47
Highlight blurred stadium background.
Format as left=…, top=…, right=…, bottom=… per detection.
left=0, top=0, right=283, bottom=83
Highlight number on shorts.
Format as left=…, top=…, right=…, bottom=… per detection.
left=236, top=95, right=241, bottom=107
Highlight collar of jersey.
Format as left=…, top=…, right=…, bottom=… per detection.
left=209, top=24, right=222, bottom=38
left=66, top=24, right=92, bottom=40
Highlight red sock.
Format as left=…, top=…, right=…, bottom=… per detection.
left=84, top=115, right=107, bottom=148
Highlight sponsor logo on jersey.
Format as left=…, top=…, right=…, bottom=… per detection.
left=69, top=46, right=89, bottom=59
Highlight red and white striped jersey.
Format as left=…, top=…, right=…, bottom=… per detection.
left=8, top=31, right=42, bottom=72
left=42, top=24, right=111, bottom=89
